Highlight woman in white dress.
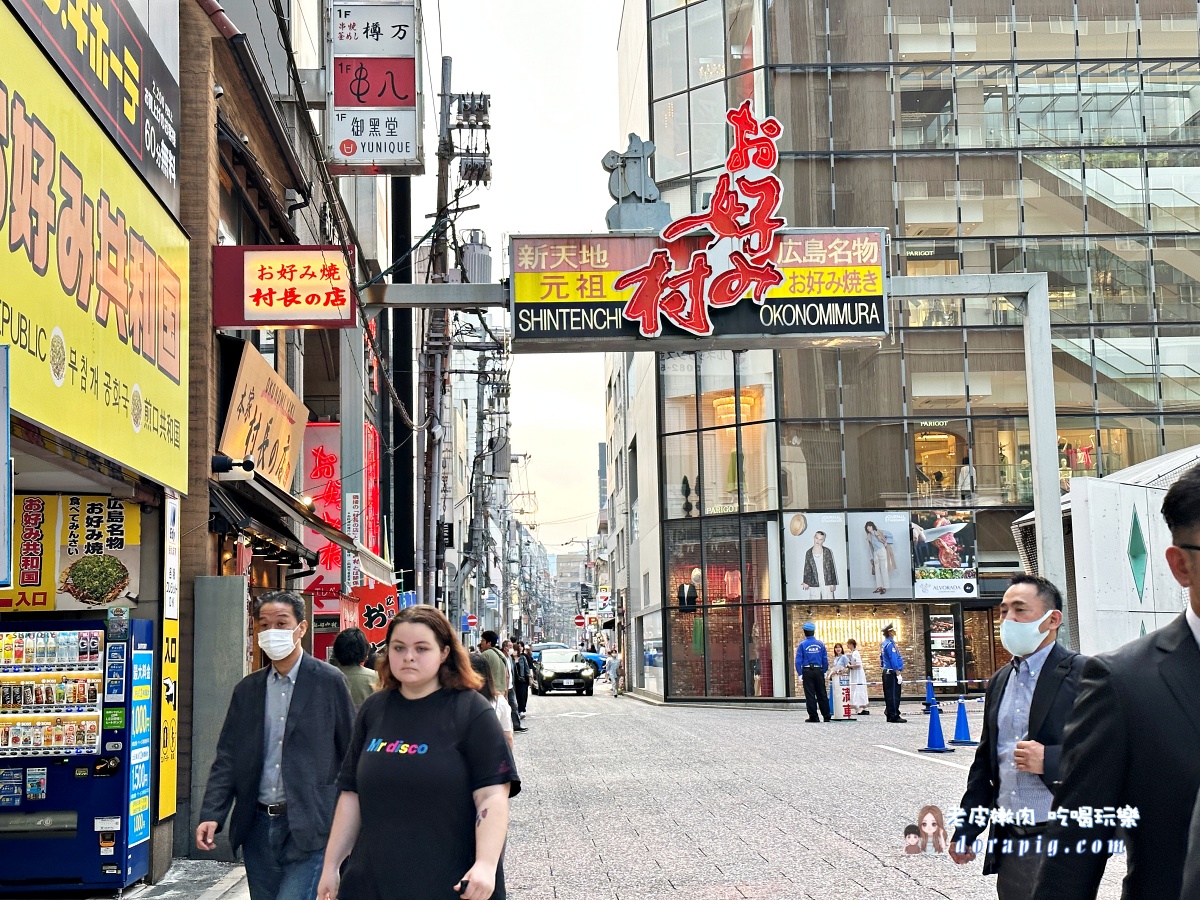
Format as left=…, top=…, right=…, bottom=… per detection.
left=846, top=638, right=869, bottom=715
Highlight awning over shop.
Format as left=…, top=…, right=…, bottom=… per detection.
left=208, top=481, right=318, bottom=566
left=235, top=474, right=397, bottom=586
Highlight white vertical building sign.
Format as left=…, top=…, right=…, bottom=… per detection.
left=345, top=492, right=362, bottom=589
left=163, top=494, right=180, bottom=619
left=327, top=0, right=424, bottom=174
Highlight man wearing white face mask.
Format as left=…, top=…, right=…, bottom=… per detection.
left=950, top=574, right=1085, bottom=899
left=197, top=591, right=354, bottom=900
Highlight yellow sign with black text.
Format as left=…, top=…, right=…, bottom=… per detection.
left=157, top=617, right=178, bottom=820
left=0, top=6, right=190, bottom=491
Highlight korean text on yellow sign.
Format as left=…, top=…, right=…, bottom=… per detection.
left=0, top=6, right=190, bottom=491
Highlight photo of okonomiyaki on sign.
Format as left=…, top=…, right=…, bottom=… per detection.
left=911, top=510, right=977, bottom=598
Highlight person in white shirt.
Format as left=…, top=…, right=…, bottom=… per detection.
left=957, top=456, right=976, bottom=504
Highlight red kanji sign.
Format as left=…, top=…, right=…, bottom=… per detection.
left=618, top=101, right=787, bottom=339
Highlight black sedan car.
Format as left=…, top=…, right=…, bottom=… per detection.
left=534, top=649, right=595, bottom=695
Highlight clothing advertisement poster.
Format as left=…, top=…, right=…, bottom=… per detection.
left=783, top=511, right=848, bottom=601
left=911, top=510, right=977, bottom=598
left=846, top=511, right=913, bottom=600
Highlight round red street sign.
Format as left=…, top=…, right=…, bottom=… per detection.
left=467, top=614, right=478, bottom=628
left=574, top=615, right=586, bottom=627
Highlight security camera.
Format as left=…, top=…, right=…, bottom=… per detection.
left=212, top=84, right=225, bottom=99
left=240, top=133, right=250, bottom=145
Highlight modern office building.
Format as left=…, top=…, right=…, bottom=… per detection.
left=612, top=0, right=1200, bottom=702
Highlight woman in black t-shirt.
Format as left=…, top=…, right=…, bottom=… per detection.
left=317, top=606, right=520, bottom=900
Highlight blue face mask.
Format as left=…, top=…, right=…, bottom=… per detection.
left=999, top=610, right=1052, bottom=657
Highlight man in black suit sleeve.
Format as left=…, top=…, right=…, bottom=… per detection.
left=196, top=591, right=354, bottom=900
left=1033, top=462, right=1200, bottom=899
left=950, top=574, right=1086, bottom=898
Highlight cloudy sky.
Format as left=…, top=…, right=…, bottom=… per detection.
left=412, top=0, right=624, bottom=551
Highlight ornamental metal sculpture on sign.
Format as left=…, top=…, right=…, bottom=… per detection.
left=510, top=101, right=889, bottom=353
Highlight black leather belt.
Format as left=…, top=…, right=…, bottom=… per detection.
left=883, top=669, right=898, bottom=673
left=803, top=665, right=823, bottom=669
left=257, top=802, right=287, bottom=817
left=1001, top=821, right=1048, bottom=838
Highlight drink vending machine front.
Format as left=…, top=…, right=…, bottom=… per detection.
left=0, top=618, right=154, bottom=893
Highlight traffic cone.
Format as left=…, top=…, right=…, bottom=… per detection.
left=918, top=702, right=955, bottom=754
left=922, top=677, right=937, bottom=714
left=948, top=696, right=979, bottom=746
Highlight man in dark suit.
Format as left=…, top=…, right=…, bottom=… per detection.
left=950, top=574, right=1085, bottom=898
left=197, top=591, right=354, bottom=900
left=1032, top=463, right=1200, bottom=899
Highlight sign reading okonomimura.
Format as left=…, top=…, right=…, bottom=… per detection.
left=510, top=101, right=888, bottom=353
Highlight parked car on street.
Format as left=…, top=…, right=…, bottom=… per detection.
left=534, top=648, right=595, bottom=695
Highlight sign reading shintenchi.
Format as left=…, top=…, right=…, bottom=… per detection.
left=213, top=246, right=357, bottom=328
left=509, top=101, right=888, bottom=353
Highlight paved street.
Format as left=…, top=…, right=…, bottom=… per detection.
left=143, top=690, right=1127, bottom=900
left=505, top=690, right=1127, bottom=900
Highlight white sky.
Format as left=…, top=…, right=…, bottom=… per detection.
left=411, top=0, right=624, bottom=551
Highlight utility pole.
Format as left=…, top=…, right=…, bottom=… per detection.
left=418, top=57, right=454, bottom=607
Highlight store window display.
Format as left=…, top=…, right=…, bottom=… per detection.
left=790, top=606, right=928, bottom=699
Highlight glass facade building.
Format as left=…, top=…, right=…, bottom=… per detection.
left=621, top=0, right=1200, bottom=701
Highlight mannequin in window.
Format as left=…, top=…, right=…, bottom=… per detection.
left=677, top=567, right=701, bottom=610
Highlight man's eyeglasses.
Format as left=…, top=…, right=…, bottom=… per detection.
left=1176, top=544, right=1200, bottom=553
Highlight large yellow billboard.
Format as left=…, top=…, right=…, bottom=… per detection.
left=0, top=5, right=189, bottom=491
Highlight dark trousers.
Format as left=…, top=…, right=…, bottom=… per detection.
left=515, top=680, right=529, bottom=713
left=241, top=809, right=323, bottom=900
left=801, top=668, right=829, bottom=721
left=883, top=670, right=901, bottom=719
left=506, top=687, right=522, bottom=730
left=995, top=825, right=1047, bottom=900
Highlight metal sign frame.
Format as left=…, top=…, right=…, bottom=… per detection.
left=0, top=346, right=9, bottom=587
left=325, top=0, right=425, bottom=175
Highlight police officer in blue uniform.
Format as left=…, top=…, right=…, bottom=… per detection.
left=794, top=622, right=830, bottom=722
left=880, top=622, right=907, bottom=723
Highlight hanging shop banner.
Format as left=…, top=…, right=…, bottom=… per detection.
left=217, top=341, right=308, bottom=491
left=0, top=495, right=142, bottom=611
left=326, top=0, right=424, bottom=174
left=911, top=510, right=978, bottom=598
left=846, top=511, right=914, bottom=600
left=163, top=494, right=180, bottom=620
left=7, top=0, right=181, bottom=214
left=783, top=512, right=848, bottom=601
left=351, top=580, right=396, bottom=655
left=157, top=616, right=178, bottom=821
left=212, top=246, right=357, bottom=328
left=0, top=6, right=190, bottom=491
left=302, top=423, right=382, bottom=612
left=511, top=102, right=887, bottom=353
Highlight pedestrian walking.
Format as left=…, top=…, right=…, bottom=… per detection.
left=846, top=638, right=869, bottom=715
left=606, top=649, right=621, bottom=696
left=316, top=605, right=520, bottom=900
left=957, top=456, right=976, bottom=504
left=196, top=591, right=354, bottom=900
left=950, top=574, right=1085, bottom=900
left=330, top=627, right=379, bottom=711
left=794, top=622, right=830, bottom=723
left=880, top=623, right=906, bottom=722
left=513, top=643, right=532, bottom=717
left=470, top=653, right=514, bottom=750
left=1032, top=463, right=1200, bottom=900
left=501, top=641, right=526, bottom=733
left=480, top=631, right=525, bottom=734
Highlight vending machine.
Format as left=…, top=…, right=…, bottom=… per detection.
left=0, top=617, right=154, bottom=893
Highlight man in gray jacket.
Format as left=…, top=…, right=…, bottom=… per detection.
left=196, top=591, right=354, bottom=900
